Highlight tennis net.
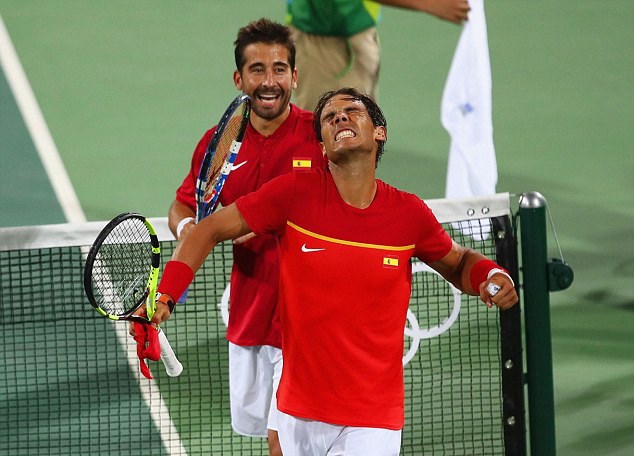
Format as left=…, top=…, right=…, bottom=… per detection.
left=0, top=193, right=525, bottom=455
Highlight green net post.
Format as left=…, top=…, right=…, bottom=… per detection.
left=519, top=192, right=556, bottom=455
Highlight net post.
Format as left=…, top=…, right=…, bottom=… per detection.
left=492, top=215, right=527, bottom=456
left=519, top=192, right=556, bottom=455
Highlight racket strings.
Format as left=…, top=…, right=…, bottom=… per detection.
left=204, top=113, right=245, bottom=200
left=90, top=218, right=153, bottom=315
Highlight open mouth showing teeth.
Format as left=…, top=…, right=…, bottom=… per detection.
left=335, top=130, right=355, bottom=141
left=258, top=94, right=279, bottom=101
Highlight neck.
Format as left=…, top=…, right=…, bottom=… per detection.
left=249, top=105, right=291, bottom=136
left=328, top=161, right=377, bottom=209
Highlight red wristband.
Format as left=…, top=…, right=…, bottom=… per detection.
left=470, top=259, right=505, bottom=291
left=157, top=261, right=194, bottom=306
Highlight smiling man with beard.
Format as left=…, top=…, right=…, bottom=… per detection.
left=166, top=18, right=326, bottom=455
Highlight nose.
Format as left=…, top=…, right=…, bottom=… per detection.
left=262, top=69, right=275, bottom=87
left=333, top=109, right=349, bottom=123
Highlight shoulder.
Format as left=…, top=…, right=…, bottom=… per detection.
left=377, top=180, right=420, bottom=205
left=291, top=104, right=315, bottom=120
left=286, top=105, right=322, bottom=154
left=290, top=104, right=316, bottom=129
left=294, top=166, right=326, bottom=181
left=290, top=167, right=327, bottom=190
left=376, top=181, right=438, bottom=220
left=192, top=127, right=216, bottom=158
left=196, top=127, right=215, bottom=144
left=257, top=168, right=324, bottom=191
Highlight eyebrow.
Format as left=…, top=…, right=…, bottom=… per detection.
left=246, top=60, right=290, bottom=71
left=321, top=102, right=365, bottom=121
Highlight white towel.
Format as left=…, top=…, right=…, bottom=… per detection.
left=442, top=0, right=497, bottom=199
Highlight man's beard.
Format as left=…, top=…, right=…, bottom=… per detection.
left=250, top=88, right=292, bottom=120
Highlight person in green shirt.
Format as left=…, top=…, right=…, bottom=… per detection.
left=286, top=0, right=470, bottom=110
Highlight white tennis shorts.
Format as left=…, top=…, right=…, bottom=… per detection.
left=277, top=411, right=402, bottom=455
left=228, top=342, right=283, bottom=437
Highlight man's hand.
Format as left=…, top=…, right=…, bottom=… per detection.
left=177, top=218, right=196, bottom=240
left=151, top=301, right=173, bottom=326
left=421, top=0, right=470, bottom=24
left=127, top=300, right=172, bottom=337
left=480, top=273, right=518, bottom=310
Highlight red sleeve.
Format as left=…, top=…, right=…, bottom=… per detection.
left=235, top=173, right=295, bottom=236
left=175, top=128, right=215, bottom=211
left=414, top=199, right=453, bottom=263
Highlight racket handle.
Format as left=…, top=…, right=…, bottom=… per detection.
left=158, top=329, right=183, bottom=377
left=486, top=283, right=501, bottom=296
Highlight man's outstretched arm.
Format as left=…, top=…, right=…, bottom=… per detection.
left=150, top=203, right=251, bottom=325
left=378, top=0, right=470, bottom=25
left=429, top=240, right=518, bottom=310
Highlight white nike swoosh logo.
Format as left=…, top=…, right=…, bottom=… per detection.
left=301, top=243, right=325, bottom=253
left=230, top=161, right=248, bottom=171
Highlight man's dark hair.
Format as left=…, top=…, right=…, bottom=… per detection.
left=234, top=18, right=296, bottom=72
left=313, top=87, right=387, bottom=167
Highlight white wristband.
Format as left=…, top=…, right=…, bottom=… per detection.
left=487, top=268, right=515, bottom=287
left=176, top=217, right=195, bottom=239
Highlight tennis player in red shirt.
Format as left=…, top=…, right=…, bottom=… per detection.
left=166, top=19, right=325, bottom=455
left=153, top=87, right=518, bottom=455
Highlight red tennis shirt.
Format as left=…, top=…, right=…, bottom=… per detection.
left=175, top=104, right=326, bottom=348
left=236, top=168, right=453, bottom=430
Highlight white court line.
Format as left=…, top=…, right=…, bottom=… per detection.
left=0, top=14, right=187, bottom=455
left=0, top=14, right=84, bottom=224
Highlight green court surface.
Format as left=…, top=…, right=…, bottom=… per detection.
left=1, top=0, right=632, bottom=454
left=0, top=64, right=65, bottom=224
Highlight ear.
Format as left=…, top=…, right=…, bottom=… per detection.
left=374, top=126, right=387, bottom=142
left=291, top=68, right=298, bottom=90
left=319, top=142, right=326, bottom=155
left=233, top=70, right=243, bottom=90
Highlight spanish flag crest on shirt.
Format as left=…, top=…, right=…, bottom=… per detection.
left=383, top=256, right=399, bottom=268
left=293, top=158, right=312, bottom=169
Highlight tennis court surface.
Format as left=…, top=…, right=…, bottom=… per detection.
left=0, top=1, right=632, bottom=454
